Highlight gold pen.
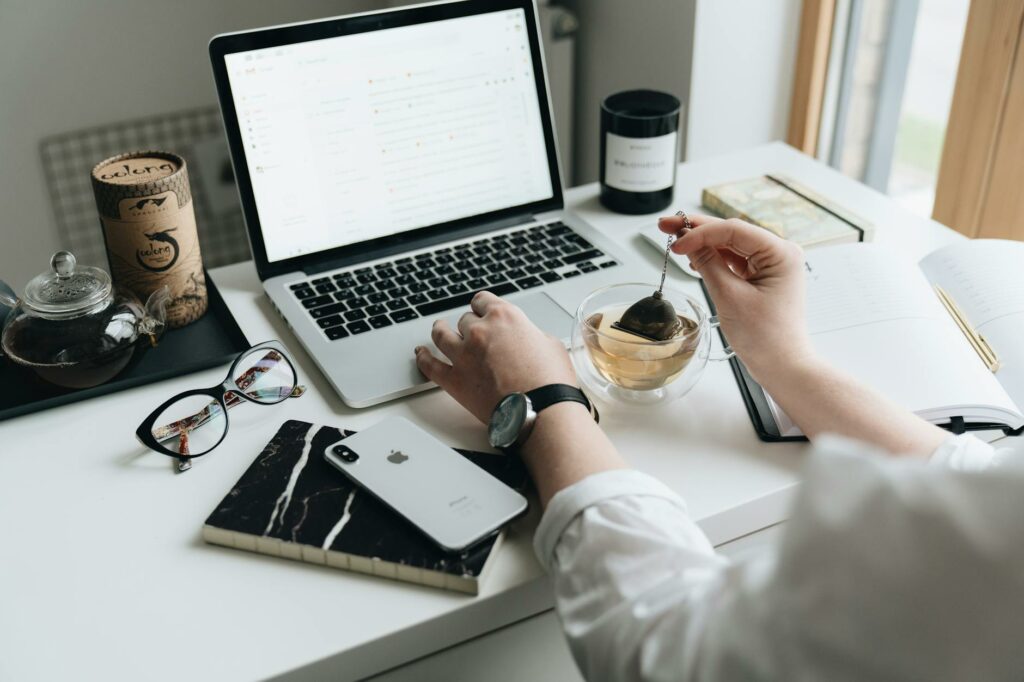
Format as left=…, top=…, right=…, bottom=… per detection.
left=934, top=286, right=1000, bottom=372
left=936, top=287, right=998, bottom=369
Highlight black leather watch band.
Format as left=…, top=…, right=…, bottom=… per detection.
left=525, top=384, right=599, bottom=423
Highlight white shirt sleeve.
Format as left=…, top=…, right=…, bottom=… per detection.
left=927, top=432, right=1010, bottom=471
left=535, top=434, right=1024, bottom=682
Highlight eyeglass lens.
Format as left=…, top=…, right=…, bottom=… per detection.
left=230, top=349, right=297, bottom=404
left=151, top=395, right=227, bottom=457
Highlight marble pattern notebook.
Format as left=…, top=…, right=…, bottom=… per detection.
left=203, top=420, right=528, bottom=594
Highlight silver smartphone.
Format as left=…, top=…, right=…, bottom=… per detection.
left=323, top=417, right=528, bottom=553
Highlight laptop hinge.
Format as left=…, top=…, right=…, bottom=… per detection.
left=304, top=212, right=538, bottom=275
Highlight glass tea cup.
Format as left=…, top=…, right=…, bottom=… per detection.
left=570, top=283, right=733, bottom=406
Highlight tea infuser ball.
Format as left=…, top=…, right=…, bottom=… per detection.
left=612, top=210, right=691, bottom=342
left=613, top=289, right=681, bottom=341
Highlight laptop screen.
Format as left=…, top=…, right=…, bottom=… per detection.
left=224, top=8, right=555, bottom=264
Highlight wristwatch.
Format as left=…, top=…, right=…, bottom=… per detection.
left=488, top=384, right=598, bottom=450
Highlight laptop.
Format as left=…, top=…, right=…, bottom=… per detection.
left=210, top=0, right=648, bottom=407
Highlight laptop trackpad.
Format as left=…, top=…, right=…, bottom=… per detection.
left=508, top=292, right=574, bottom=340
left=443, top=292, right=573, bottom=340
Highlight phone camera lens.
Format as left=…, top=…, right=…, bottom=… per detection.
left=332, top=444, right=359, bottom=463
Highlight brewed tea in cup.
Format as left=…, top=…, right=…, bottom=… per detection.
left=570, top=283, right=733, bottom=406
left=583, top=303, right=700, bottom=390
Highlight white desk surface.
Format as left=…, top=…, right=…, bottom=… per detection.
left=0, top=142, right=964, bottom=681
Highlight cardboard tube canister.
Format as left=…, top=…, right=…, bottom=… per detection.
left=91, top=151, right=207, bottom=328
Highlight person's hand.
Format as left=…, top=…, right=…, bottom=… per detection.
left=658, top=214, right=812, bottom=382
left=414, top=291, right=577, bottom=423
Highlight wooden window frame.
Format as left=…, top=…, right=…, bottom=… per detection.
left=933, top=0, right=1024, bottom=239
left=787, top=0, right=837, bottom=156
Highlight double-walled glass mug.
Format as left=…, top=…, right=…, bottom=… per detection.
left=570, top=283, right=733, bottom=406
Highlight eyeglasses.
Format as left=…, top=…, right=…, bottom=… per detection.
left=136, top=341, right=305, bottom=472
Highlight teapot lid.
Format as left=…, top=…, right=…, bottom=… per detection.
left=23, top=251, right=112, bottom=319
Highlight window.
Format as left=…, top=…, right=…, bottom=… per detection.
left=817, top=0, right=970, bottom=218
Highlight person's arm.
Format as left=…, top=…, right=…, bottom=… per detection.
left=415, top=216, right=951, bottom=499
left=756, top=358, right=947, bottom=455
left=658, top=214, right=947, bottom=457
left=411, top=218, right=1002, bottom=682
left=413, top=299, right=736, bottom=680
left=414, top=293, right=623, bottom=507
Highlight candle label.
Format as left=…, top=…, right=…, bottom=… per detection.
left=604, top=131, right=677, bottom=192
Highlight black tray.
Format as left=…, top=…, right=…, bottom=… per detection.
left=0, top=273, right=249, bottom=422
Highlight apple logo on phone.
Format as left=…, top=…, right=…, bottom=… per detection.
left=387, top=449, right=409, bottom=464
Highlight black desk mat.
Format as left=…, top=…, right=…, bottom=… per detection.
left=0, top=274, right=249, bottom=422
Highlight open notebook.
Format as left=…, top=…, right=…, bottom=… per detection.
left=726, top=239, right=1024, bottom=440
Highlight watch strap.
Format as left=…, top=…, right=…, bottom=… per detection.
left=525, top=384, right=598, bottom=422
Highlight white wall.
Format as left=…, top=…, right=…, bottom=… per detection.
left=0, top=0, right=801, bottom=288
left=561, top=0, right=698, bottom=185
left=686, top=0, right=801, bottom=161
left=0, top=0, right=384, bottom=287
left=559, top=0, right=800, bottom=182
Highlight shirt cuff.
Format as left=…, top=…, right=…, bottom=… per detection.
left=533, top=469, right=688, bottom=571
left=928, top=433, right=998, bottom=471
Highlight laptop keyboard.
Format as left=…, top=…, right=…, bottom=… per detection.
left=288, top=221, right=618, bottom=341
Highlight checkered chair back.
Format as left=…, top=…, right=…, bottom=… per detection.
left=40, top=107, right=252, bottom=271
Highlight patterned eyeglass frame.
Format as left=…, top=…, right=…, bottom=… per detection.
left=135, top=340, right=305, bottom=472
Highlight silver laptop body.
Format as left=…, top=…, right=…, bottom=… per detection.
left=210, top=0, right=652, bottom=407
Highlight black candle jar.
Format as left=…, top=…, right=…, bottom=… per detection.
left=599, top=89, right=681, bottom=214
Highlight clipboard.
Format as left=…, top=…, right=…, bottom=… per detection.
left=698, top=280, right=1024, bottom=442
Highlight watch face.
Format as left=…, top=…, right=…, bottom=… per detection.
left=489, top=393, right=528, bottom=449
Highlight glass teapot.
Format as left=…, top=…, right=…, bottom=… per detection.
left=0, top=251, right=168, bottom=389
